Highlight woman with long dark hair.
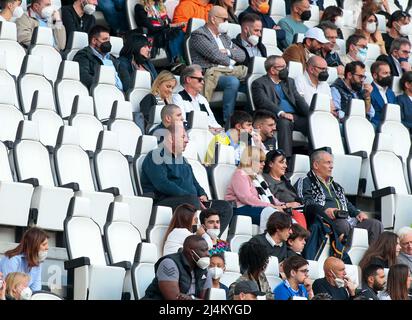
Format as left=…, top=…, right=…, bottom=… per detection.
left=378, top=264, right=412, bottom=300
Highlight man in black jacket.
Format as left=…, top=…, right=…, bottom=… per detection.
left=143, top=235, right=212, bottom=300
left=251, top=55, right=309, bottom=158
left=73, top=25, right=124, bottom=90
left=356, top=264, right=385, bottom=300
left=377, top=37, right=412, bottom=77
left=232, top=13, right=267, bottom=68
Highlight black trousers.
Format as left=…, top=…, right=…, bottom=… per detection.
left=277, top=114, right=308, bottom=158
left=155, top=195, right=233, bottom=236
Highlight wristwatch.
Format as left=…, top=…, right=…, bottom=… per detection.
left=190, top=295, right=196, bottom=300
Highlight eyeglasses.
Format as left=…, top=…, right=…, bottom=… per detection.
left=190, top=76, right=205, bottom=82
left=356, top=45, right=368, bottom=50
left=298, top=269, right=309, bottom=274
left=399, top=49, right=411, bottom=54
left=353, top=73, right=367, bottom=80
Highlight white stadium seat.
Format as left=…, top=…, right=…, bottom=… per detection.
left=261, top=28, right=282, bottom=56
left=227, top=215, right=253, bottom=254
left=131, top=242, right=158, bottom=299
left=110, top=36, right=123, bottom=58
left=220, top=251, right=241, bottom=288
left=146, top=205, right=173, bottom=258
left=0, top=21, right=26, bottom=77
left=133, top=135, right=158, bottom=195
left=126, top=70, right=152, bottom=113
left=247, top=56, right=267, bottom=111
left=65, top=31, right=88, bottom=61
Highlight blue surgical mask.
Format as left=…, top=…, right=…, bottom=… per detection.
left=356, top=47, right=368, bottom=63
left=398, top=57, right=409, bottom=63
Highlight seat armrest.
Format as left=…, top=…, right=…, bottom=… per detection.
left=86, top=150, right=94, bottom=159
left=350, top=151, right=367, bottom=159
left=372, top=187, right=396, bottom=198
left=4, top=141, right=14, bottom=149
left=59, top=182, right=80, bottom=191
left=101, top=187, right=120, bottom=196
left=46, top=146, right=55, bottom=154
left=21, top=178, right=39, bottom=187
left=64, top=257, right=90, bottom=270
left=125, top=155, right=134, bottom=164
left=110, top=261, right=131, bottom=270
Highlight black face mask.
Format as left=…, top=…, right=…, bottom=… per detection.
left=351, top=80, right=363, bottom=92
left=99, top=41, right=112, bottom=54
left=377, top=75, right=393, bottom=88
left=318, top=70, right=329, bottom=82
left=300, top=10, right=311, bottom=21
left=192, top=225, right=197, bottom=233
left=278, top=67, right=289, bottom=81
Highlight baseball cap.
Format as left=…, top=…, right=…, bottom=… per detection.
left=304, top=27, right=329, bottom=44
left=233, top=280, right=265, bottom=296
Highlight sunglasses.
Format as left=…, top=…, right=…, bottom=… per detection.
left=190, top=76, right=204, bottom=82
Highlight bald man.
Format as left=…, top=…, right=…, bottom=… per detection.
left=312, top=257, right=357, bottom=300
left=295, top=56, right=335, bottom=114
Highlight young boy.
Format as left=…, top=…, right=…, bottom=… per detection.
left=287, top=223, right=310, bottom=256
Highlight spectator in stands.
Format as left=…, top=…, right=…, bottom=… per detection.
left=0, top=272, right=5, bottom=300
left=134, top=0, right=186, bottom=63
left=172, top=65, right=223, bottom=134
left=383, top=10, right=411, bottom=54
left=249, top=211, right=293, bottom=263
left=199, top=209, right=230, bottom=254
left=0, top=0, right=23, bottom=22
left=73, top=25, right=124, bottom=90
left=229, top=240, right=274, bottom=299
left=163, top=203, right=213, bottom=255
left=370, top=60, right=396, bottom=129
left=378, top=264, right=412, bottom=300
left=141, top=123, right=233, bottom=231
left=232, top=280, right=265, bottom=300
left=318, top=21, right=344, bottom=76
left=341, top=34, right=368, bottom=66
left=0, top=227, right=48, bottom=292
left=140, top=70, right=176, bottom=127
left=172, top=0, right=213, bottom=32
left=356, top=9, right=387, bottom=55
left=278, top=0, right=310, bottom=47
left=149, top=104, right=184, bottom=137
left=262, top=149, right=307, bottom=228
left=252, top=110, right=277, bottom=152
left=4, top=272, right=31, bottom=300
left=330, top=61, right=373, bottom=121
left=225, top=146, right=285, bottom=226
left=217, top=0, right=238, bottom=24
left=312, top=256, right=357, bottom=300
left=189, top=6, right=246, bottom=127
left=356, top=264, right=385, bottom=300
left=16, top=0, right=66, bottom=50
left=377, top=38, right=412, bottom=77
left=287, top=223, right=310, bottom=256
left=397, top=226, right=412, bottom=272
left=319, top=6, right=344, bottom=39
left=232, top=13, right=267, bottom=68
left=238, top=0, right=287, bottom=50
left=61, top=0, right=96, bottom=38
left=359, top=231, right=401, bottom=270
left=96, top=0, right=128, bottom=35
left=251, top=55, right=309, bottom=159
left=296, top=149, right=383, bottom=244
left=397, top=71, right=412, bottom=133
left=208, top=253, right=229, bottom=297
left=143, top=235, right=212, bottom=300
left=283, top=27, right=330, bottom=70
left=274, top=255, right=313, bottom=300
left=118, top=34, right=158, bottom=93
left=295, top=55, right=334, bottom=109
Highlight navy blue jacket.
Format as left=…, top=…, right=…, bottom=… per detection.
left=370, top=82, right=396, bottom=128
left=396, top=93, right=412, bottom=130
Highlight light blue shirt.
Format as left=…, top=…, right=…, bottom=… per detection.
left=0, top=254, right=42, bottom=291
left=278, top=16, right=309, bottom=47
left=90, top=46, right=123, bottom=91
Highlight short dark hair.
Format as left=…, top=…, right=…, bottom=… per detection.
left=161, top=104, right=181, bottom=121
left=253, top=110, right=276, bottom=125
left=0, top=0, right=15, bottom=9
left=318, top=20, right=338, bottom=32
left=288, top=223, right=310, bottom=242
left=283, top=255, right=308, bottom=279
left=230, top=111, right=253, bottom=128
left=210, top=252, right=225, bottom=264
left=362, top=263, right=384, bottom=282
left=344, top=61, right=365, bottom=78
left=88, top=25, right=110, bottom=44
left=291, top=0, right=304, bottom=8
left=199, top=209, right=220, bottom=225
left=240, top=13, right=261, bottom=25
left=388, top=10, right=410, bottom=28
left=266, top=212, right=292, bottom=236
left=345, top=34, right=367, bottom=54
left=370, top=60, right=389, bottom=75
left=320, top=6, right=343, bottom=23
left=400, top=71, right=412, bottom=91
left=264, top=55, right=283, bottom=72
left=389, top=37, right=411, bottom=54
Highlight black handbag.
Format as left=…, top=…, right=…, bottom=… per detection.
left=334, top=210, right=349, bottom=219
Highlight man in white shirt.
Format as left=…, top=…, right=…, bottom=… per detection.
left=173, top=65, right=223, bottom=134
left=295, top=55, right=334, bottom=111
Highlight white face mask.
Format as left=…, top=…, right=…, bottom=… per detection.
left=208, top=267, right=224, bottom=280
left=20, top=287, right=32, bottom=300
left=41, top=5, right=54, bottom=19
left=83, top=3, right=96, bottom=15
left=334, top=16, right=344, bottom=28
left=366, top=22, right=377, bottom=34
left=192, top=250, right=210, bottom=270
left=247, top=34, right=259, bottom=46
left=331, top=270, right=346, bottom=288
left=206, top=228, right=220, bottom=239
left=38, top=250, right=48, bottom=263
left=218, top=21, right=229, bottom=34
left=399, top=23, right=412, bottom=36
left=12, top=6, right=24, bottom=18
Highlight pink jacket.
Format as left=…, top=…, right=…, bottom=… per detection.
left=225, top=169, right=280, bottom=208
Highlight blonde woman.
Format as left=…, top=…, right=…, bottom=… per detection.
left=140, top=70, right=177, bottom=129
left=356, top=9, right=387, bottom=55
left=5, top=272, right=31, bottom=300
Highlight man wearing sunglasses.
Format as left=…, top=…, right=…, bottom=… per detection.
left=377, top=37, right=412, bottom=77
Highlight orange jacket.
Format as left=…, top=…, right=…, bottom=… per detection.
left=172, top=0, right=213, bottom=31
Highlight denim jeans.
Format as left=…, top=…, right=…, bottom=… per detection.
left=216, top=75, right=240, bottom=124
left=97, top=0, right=128, bottom=32
left=168, top=30, right=185, bottom=62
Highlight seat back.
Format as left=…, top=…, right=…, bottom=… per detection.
left=288, top=154, right=310, bottom=186
left=0, top=21, right=26, bottom=77
left=55, top=60, right=89, bottom=119
left=0, top=140, right=14, bottom=182
left=270, top=0, right=286, bottom=21
left=307, top=260, right=322, bottom=280
left=134, top=135, right=159, bottom=194
left=125, top=0, right=138, bottom=29
left=288, top=61, right=303, bottom=79
left=0, top=79, right=24, bottom=143
left=206, top=288, right=227, bottom=300
left=108, top=101, right=143, bottom=157
left=365, top=43, right=381, bottom=68
left=30, top=291, right=63, bottom=300
left=226, top=23, right=241, bottom=39
left=347, top=227, right=368, bottom=265
left=211, top=163, right=237, bottom=199
left=220, top=251, right=241, bottom=288
left=247, top=56, right=267, bottom=111
left=146, top=206, right=173, bottom=258
left=344, top=264, right=361, bottom=287
left=110, top=36, right=123, bottom=58
left=185, top=18, right=206, bottom=65
left=187, top=158, right=212, bottom=199
left=234, top=0, right=248, bottom=15
left=392, top=75, right=401, bottom=95
left=261, top=28, right=282, bottom=56
left=131, top=242, right=158, bottom=299
left=104, top=202, right=142, bottom=264
left=126, top=70, right=152, bottom=113
left=264, top=256, right=282, bottom=291
left=303, top=5, right=320, bottom=28
left=227, top=215, right=253, bottom=254
left=65, top=31, right=88, bottom=61
left=0, top=51, right=19, bottom=109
